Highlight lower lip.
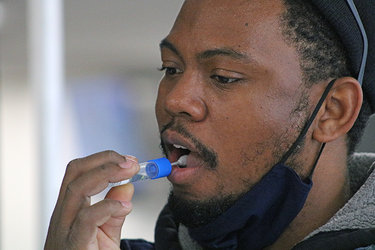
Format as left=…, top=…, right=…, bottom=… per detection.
left=167, top=154, right=204, bottom=184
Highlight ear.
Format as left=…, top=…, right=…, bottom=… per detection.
left=313, top=77, right=363, bottom=143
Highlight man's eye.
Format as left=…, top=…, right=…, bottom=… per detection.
left=210, top=75, right=240, bottom=84
left=159, top=67, right=182, bottom=76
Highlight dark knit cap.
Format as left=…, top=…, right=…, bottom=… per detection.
left=309, top=0, right=375, bottom=114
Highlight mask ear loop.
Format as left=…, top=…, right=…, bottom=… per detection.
left=279, top=1, right=366, bottom=178
left=307, top=142, right=326, bottom=179
left=307, top=1, right=367, bottom=179
left=279, top=79, right=336, bottom=168
left=346, top=0, right=368, bottom=86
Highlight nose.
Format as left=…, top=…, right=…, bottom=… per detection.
left=162, top=72, right=208, bottom=122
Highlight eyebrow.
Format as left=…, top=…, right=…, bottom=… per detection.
left=197, top=48, right=252, bottom=63
left=159, top=38, right=183, bottom=59
left=159, top=38, right=255, bottom=64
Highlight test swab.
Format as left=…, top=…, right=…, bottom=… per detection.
left=109, top=155, right=188, bottom=187
left=171, top=155, right=188, bottom=167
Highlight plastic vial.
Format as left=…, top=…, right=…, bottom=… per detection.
left=110, top=157, right=176, bottom=187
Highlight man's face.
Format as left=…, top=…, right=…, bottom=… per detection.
left=156, top=0, right=308, bottom=212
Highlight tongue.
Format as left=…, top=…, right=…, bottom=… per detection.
left=172, top=155, right=188, bottom=167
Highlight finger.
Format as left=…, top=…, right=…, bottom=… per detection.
left=101, top=183, right=135, bottom=240
left=59, top=160, right=139, bottom=229
left=123, top=155, right=138, bottom=163
left=106, top=182, right=135, bottom=202
left=69, top=161, right=138, bottom=198
left=54, top=150, right=127, bottom=218
left=68, top=199, right=132, bottom=249
left=59, top=150, right=128, bottom=201
left=45, top=152, right=138, bottom=250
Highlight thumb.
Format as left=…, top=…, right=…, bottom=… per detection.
left=106, top=182, right=135, bottom=202
left=101, top=183, right=135, bottom=242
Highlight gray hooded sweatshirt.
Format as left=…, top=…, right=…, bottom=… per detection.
left=178, top=153, right=375, bottom=250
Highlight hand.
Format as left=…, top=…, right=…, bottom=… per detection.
left=44, top=150, right=140, bottom=250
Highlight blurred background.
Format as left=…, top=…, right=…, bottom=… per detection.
left=0, top=0, right=374, bottom=249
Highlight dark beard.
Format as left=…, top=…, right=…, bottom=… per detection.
left=160, top=120, right=234, bottom=228
left=162, top=89, right=312, bottom=228
left=167, top=189, right=242, bottom=228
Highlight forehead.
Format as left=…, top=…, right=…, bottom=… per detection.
left=163, top=0, right=302, bottom=87
left=168, top=0, right=285, bottom=49
left=163, top=0, right=303, bottom=95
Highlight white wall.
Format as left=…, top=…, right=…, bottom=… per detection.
left=1, top=83, right=39, bottom=250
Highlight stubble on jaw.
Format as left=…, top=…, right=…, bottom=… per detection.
left=165, top=87, right=311, bottom=228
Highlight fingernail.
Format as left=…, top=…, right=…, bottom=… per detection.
left=125, top=155, right=138, bottom=163
left=118, top=161, right=133, bottom=169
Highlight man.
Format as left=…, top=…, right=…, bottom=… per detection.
left=45, top=0, right=375, bottom=249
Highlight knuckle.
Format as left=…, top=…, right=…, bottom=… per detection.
left=104, top=149, right=116, bottom=158
left=66, top=158, right=82, bottom=173
left=75, top=207, right=92, bottom=226
left=98, top=163, right=109, bottom=175
left=104, top=199, right=128, bottom=213
left=65, top=182, right=77, bottom=196
left=103, top=150, right=122, bottom=162
left=98, top=161, right=114, bottom=173
left=104, top=198, right=120, bottom=208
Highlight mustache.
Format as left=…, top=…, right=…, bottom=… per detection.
left=160, top=120, right=218, bottom=170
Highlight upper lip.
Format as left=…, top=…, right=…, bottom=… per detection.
left=161, top=130, right=197, bottom=162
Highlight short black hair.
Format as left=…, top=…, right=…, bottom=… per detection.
left=280, top=0, right=371, bottom=155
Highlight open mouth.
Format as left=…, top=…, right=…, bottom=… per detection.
left=167, top=143, right=191, bottom=168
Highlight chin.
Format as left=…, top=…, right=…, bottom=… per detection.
left=167, top=186, right=245, bottom=228
left=170, top=180, right=224, bottom=202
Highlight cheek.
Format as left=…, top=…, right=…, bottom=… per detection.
left=214, top=120, right=274, bottom=175
left=207, top=99, right=286, bottom=182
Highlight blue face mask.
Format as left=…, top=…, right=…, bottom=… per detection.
left=187, top=80, right=335, bottom=250
left=188, top=163, right=312, bottom=249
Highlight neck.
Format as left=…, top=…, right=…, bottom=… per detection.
left=268, top=138, right=351, bottom=250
